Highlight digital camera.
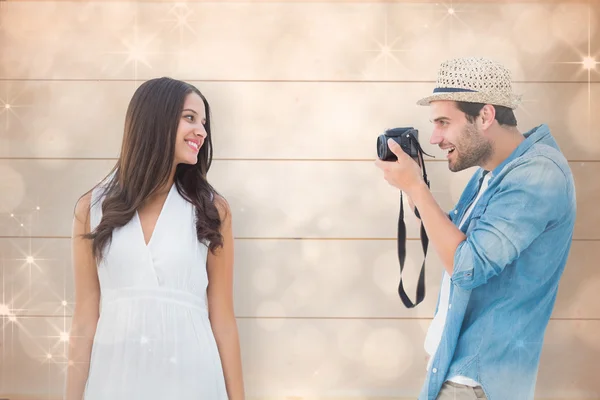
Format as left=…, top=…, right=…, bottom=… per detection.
left=376, top=126, right=434, bottom=309
left=377, top=127, right=421, bottom=161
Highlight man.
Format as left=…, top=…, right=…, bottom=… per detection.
left=375, top=57, right=576, bottom=400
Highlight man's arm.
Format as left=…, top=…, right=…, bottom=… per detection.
left=408, top=183, right=466, bottom=276
left=408, top=195, right=451, bottom=221
left=408, top=157, right=568, bottom=290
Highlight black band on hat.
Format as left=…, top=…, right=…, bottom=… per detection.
left=433, top=87, right=478, bottom=93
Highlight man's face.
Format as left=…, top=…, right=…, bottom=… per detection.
left=428, top=101, right=492, bottom=172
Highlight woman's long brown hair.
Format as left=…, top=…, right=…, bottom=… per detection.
left=84, top=77, right=223, bottom=261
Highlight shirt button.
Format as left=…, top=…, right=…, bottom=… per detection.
left=448, top=304, right=452, bottom=309
left=454, top=210, right=458, bottom=214
left=433, top=368, right=438, bottom=373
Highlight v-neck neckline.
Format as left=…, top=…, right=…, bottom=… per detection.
left=135, top=183, right=175, bottom=248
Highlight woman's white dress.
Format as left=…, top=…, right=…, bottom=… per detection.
left=83, top=182, right=228, bottom=399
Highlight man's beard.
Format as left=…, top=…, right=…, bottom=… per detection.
left=449, top=123, right=493, bottom=172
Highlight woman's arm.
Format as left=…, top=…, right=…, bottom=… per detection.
left=207, top=195, right=245, bottom=400
left=64, top=193, right=101, bottom=400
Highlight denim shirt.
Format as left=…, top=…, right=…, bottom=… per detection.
left=418, top=124, right=577, bottom=400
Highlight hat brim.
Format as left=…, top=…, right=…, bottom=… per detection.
left=416, top=91, right=521, bottom=110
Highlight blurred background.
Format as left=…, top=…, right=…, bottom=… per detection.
left=0, top=0, right=599, bottom=399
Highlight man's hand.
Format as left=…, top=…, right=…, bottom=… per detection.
left=375, top=138, right=426, bottom=197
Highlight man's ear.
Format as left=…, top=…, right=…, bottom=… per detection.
left=480, top=104, right=496, bottom=129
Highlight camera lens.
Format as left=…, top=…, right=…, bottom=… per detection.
left=377, top=134, right=396, bottom=161
left=377, top=135, right=387, bottom=160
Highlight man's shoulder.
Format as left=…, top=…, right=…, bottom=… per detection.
left=528, top=141, right=570, bottom=167
left=501, top=142, right=573, bottom=187
left=492, top=144, right=576, bottom=221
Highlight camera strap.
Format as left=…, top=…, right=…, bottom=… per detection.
left=396, top=139, right=431, bottom=308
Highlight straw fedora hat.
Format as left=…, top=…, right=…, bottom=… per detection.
left=416, top=57, right=522, bottom=109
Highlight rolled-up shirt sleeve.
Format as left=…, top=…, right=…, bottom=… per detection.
left=451, top=156, right=569, bottom=290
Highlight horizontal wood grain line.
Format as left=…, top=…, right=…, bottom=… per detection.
left=235, top=316, right=600, bottom=321
left=0, top=236, right=415, bottom=241
left=1, top=157, right=599, bottom=163
left=0, top=78, right=599, bottom=84
left=0, top=396, right=591, bottom=400
left=4, top=315, right=598, bottom=321
left=4, top=0, right=595, bottom=2
left=2, top=0, right=596, bottom=2
left=0, top=236, right=598, bottom=242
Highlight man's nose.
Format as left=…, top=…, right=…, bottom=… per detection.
left=430, top=130, right=442, bottom=145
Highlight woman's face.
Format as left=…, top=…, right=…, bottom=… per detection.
left=174, top=92, right=208, bottom=166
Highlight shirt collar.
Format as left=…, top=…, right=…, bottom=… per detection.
left=489, top=123, right=551, bottom=178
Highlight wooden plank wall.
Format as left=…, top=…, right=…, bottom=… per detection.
left=1, top=1, right=599, bottom=399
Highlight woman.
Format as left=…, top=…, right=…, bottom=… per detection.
left=65, top=77, right=245, bottom=400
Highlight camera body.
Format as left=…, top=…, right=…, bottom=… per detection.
left=377, top=127, right=420, bottom=161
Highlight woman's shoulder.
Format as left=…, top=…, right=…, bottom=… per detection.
left=212, top=193, right=231, bottom=223
left=74, top=190, right=93, bottom=227
left=74, top=170, right=116, bottom=225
